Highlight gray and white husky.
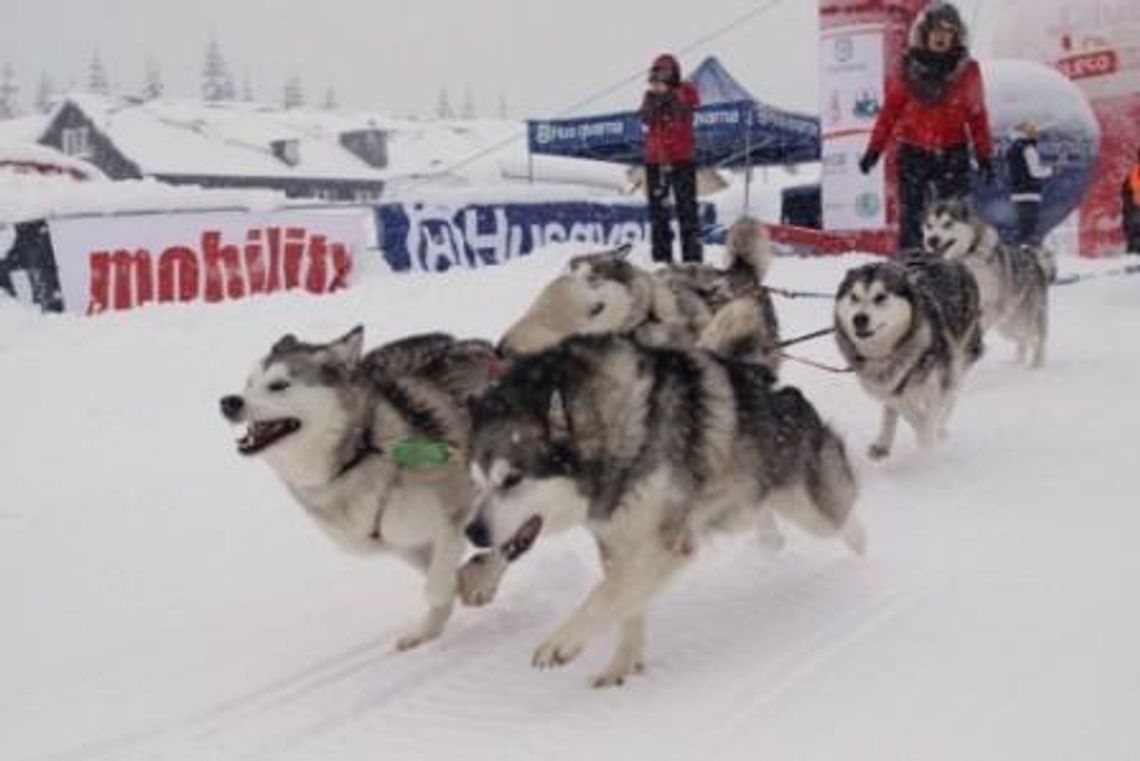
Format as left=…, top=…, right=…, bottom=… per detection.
left=922, top=199, right=1049, bottom=366
left=835, top=258, right=984, bottom=460
left=497, top=217, right=781, bottom=370
left=465, top=334, right=865, bottom=687
left=219, top=327, right=503, bottom=650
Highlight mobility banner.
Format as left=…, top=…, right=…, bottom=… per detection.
left=48, top=208, right=371, bottom=314
left=375, top=200, right=718, bottom=273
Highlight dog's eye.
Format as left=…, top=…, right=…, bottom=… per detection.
left=588, top=302, right=606, bottom=317
left=501, top=472, right=522, bottom=490
left=872, top=294, right=887, bottom=306
left=267, top=380, right=291, bottom=392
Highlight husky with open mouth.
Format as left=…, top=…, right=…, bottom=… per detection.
left=922, top=199, right=1049, bottom=366
left=835, top=257, right=984, bottom=460
left=220, top=327, right=504, bottom=650
left=465, top=334, right=864, bottom=687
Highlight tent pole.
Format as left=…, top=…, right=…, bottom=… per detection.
left=743, top=103, right=753, bottom=213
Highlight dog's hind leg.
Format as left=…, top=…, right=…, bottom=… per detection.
left=869, top=405, right=899, bottom=460
left=395, top=529, right=464, bottom=651
left=1030, top=300, right=1048, bottom=369
left=755, top=507, right=786, bottom=553
left=592, top=614, right=647, bottom=689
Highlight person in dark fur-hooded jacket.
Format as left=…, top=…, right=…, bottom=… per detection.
left=858, top=3, right=994, bottom=252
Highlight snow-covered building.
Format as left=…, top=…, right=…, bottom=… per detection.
left=37, top=95, right=390, bottom=201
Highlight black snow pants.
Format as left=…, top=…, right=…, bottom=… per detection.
left=646, top=162, right=702, bottom=263
left=897, top=143, right=972, bottom=253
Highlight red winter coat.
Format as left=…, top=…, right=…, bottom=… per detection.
left=867, top=58, right=992, bottom=160
left=640, top=82, right=700, bottom=165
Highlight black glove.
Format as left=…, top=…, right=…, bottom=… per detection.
left=977, top=158, right=995, bottom=184
left=858, top=150, right=880, bottom=175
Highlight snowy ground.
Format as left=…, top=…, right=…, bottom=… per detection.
left=3, top=244, right=1139, bottom=761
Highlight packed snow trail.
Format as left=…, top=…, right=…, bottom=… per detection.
left=3, top=248, right=1138, bottom=761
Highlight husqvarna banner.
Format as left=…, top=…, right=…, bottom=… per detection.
left=48, top=209, right=371, bottom=314
left=376, top=200, right=717, bottom=273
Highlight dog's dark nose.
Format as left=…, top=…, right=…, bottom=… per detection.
left=220, top=395, right=245, bottom=420
left=852, top=313, right=870, bottom=331
left=465, top=519, right=492, bottom=549
left=926, top=236, right=940, bottom=250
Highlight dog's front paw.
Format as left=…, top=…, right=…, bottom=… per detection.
left=395, top=629, right=439, bottom=652
left=457, top=552, right=507, bottom=607
left=868, top=443, right=890, bottom=460
left=659, top=518, right=696, bottom=557
left=532, top=633, right=586, bottom=670
left=592, top=660, right=644, bottom=689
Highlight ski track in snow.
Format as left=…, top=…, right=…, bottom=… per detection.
left=5, top=247, right=1140, bottom=761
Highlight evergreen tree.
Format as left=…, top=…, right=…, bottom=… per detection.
left=0, top=62, right=19, bottom=119
left=202, top=33, right=235, bottom=101
left=35, top=71, right=55, bottom=114
left=436, top=86, right=453, bottom=119
left=461, top=85, right=475, bottom=119
left=142, top=57, right=163, bottom=100
left=87, top=50, right=110, bottom=95
left=283, top=75, right=304, bottom=109
left=241, top=73, right=255, bottom=102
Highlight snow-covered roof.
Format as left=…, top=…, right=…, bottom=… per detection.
left=52, top=94, right=393, bottom=181
left=0, top=173, right=286, bottom=224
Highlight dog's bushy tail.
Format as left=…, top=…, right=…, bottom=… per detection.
left=725, top=216, right=774, bottom=285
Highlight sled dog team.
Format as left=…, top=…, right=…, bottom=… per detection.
left=220, top=206, right=1050, bottom=687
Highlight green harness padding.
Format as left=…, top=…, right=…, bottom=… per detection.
left=392, top=438, right=455, bottom=469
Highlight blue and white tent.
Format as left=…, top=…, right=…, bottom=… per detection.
left=526, top=56, right=820, bottom=169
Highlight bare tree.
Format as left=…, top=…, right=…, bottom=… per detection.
left=323, top=85, right=338, bottom=111
left=497, top=91, right=509, bottom=119
left=241, top=73, right=255, bottom=102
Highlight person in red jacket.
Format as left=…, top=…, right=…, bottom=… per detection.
left=858, top=3, right=993, bottom=252
left=640, top=53, right=703, bottom=263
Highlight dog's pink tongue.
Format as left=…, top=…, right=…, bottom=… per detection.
left=502, top=515, right=543, bottom=561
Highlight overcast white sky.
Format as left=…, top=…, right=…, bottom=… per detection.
left=1, top=0, right=987, bottom=118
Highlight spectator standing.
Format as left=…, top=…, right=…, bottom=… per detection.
left=639, top=54, right=702, bottom=263
left=1007, top=121, right=1053, bottom=246
left=858, top=3, right=994, bottom=252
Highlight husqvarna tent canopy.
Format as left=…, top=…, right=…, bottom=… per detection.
left=526, top=56, right=820, bottom=168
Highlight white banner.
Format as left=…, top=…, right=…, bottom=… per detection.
left=820, top=24, right=887, bottom=230
left=48, top=208, right=372, bottom=314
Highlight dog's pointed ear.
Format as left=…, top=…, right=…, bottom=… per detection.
left=272, top=334, right=300, bottom=355
left=547, top=388, right=571, bottom=440
left=330, top=325, right=365, bottom=367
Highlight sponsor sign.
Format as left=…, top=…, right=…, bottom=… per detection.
left=376, top=200, right=717, bottom=273
left=820, top=24, right=887, bottom=230
left=48, top=209, right=370, bottom=314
